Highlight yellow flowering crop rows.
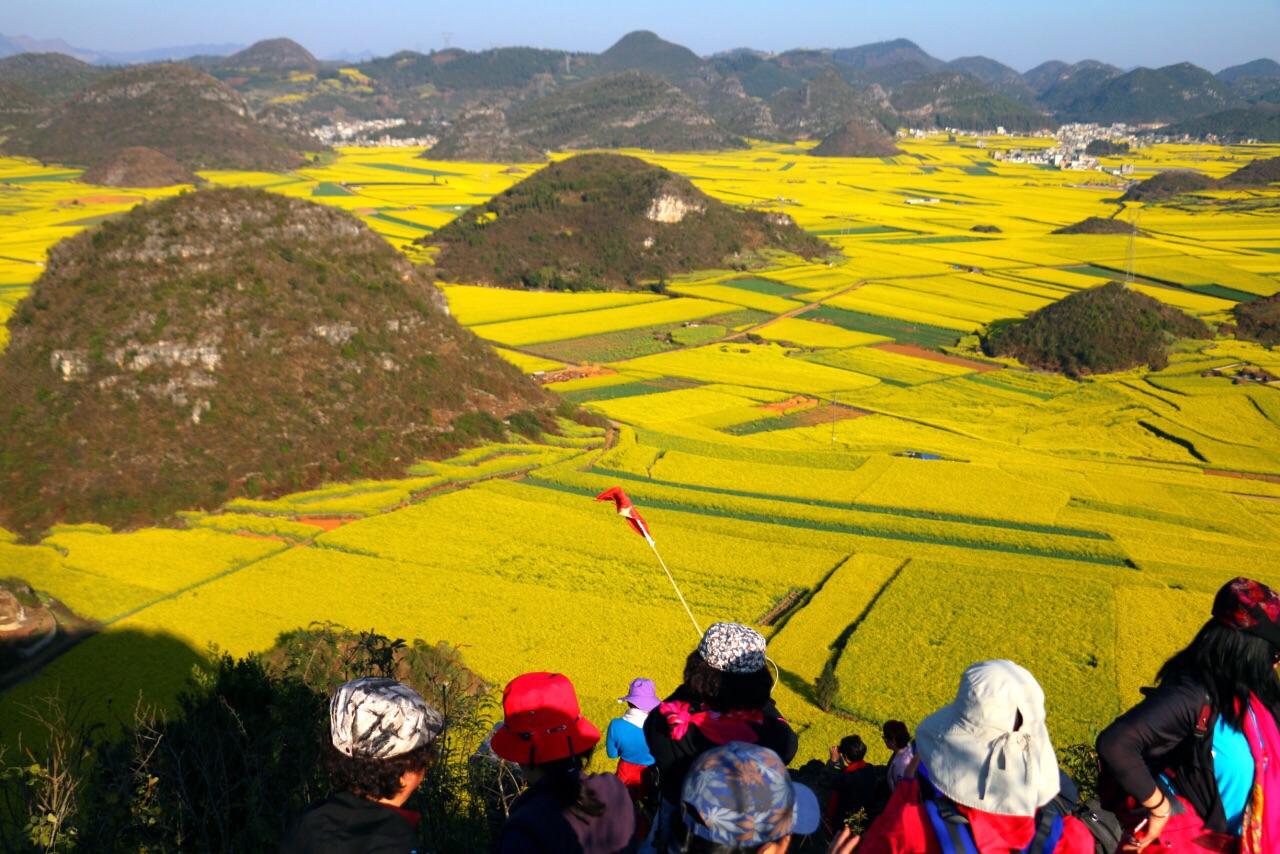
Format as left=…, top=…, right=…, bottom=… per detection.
left=441, top=284, right=664, bottom=326
left=470, top=297, right=737, bottom=347
left=1113, top=586, right=1210, bottom=710
left=802, top=347, right=976, bottom=385
left=754, top=318, right=890, bottom=349
left=619, top=343, right=880, bottom=396
left=667, top=283, right=805, bottom=315
left=835, top=559, right=1119, bottom=743
left=768, top=553, right=905, bottom=684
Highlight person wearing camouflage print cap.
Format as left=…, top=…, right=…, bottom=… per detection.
left=644, top=622, right=797, bottom=853
left=281, top=677, right=444, bottom=854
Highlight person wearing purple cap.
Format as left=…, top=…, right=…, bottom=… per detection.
left=608, top=678, right=661, bottom=838
left=1097, top=577, right=1280, bottom=853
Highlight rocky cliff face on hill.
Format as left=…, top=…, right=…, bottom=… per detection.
left=0, top=63, right=309, bottom=171
left=422, top=152, right=832, bottom=289
left=0, top=189, right=553, bottom=537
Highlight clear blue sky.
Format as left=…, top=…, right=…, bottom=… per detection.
left=2, top=0, right=1277, bottom=73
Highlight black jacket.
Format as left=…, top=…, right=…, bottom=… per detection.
left=280, top=790, right=421, bottom=854
left=642, top=685, right=799, bottom=804
left=1095, top=675, right=1226, bottom=833
left=818, top=761, right=887, bottom=828
left=496, top=770, right=635, bottom=854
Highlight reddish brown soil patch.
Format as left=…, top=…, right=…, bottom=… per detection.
left=784, top=403, right=870, bottom=428
left=760, top=395, right=818, bottom=413
left=536, top=365, right=616, bottom=384
left=872, top=343, right=1003, bottom=373
left=58, top=195, right=144, bottom=205
left=1234, top=493, right=1280, bottom=503
left=294, top=516, right=355, bottom=531
left=1205, top=469, right=1280, bottom=485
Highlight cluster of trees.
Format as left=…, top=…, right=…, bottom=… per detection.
left=982, top=283, right=1212, bottom=377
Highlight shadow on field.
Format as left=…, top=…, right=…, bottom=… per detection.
left=776, top=664, right=817, bottom=706
left=0, top=626, right=206, bottom=747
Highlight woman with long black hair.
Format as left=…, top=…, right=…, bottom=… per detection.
left=1097, top=576, right=1280, bottom=853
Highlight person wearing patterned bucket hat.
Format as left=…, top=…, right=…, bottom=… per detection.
left=1098, top=577, right=1280, bottom=853
left=851, top=660, right=1097, bottom=854
left=281, top=676, right=444, bottom=854
left=644, top=623, right=798, bottom=853
left=492, top=672, right=635, bottom=853
left=680, top=742, right=821, bottom=853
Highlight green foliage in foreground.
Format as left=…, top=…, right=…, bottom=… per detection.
left=0, top=625, right=506, bottom=853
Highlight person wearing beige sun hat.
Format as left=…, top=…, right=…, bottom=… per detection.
left=849, top=660, right=1096, bottom=854
left=491, top=671, right=635, bottom=853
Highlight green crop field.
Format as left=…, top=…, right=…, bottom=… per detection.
left=4, top=137, right=1280, bottom=771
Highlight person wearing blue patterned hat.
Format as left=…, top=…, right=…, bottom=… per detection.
left=680, top=741, right=820, bottom=853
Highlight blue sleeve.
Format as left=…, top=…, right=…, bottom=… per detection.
left=605, top=720, right=621, bottom=759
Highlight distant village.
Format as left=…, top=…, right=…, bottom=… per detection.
left=311, top=118, right=438, bottom=148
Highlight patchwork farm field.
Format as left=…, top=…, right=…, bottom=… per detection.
left=4, top=136, right=1280, bottom=766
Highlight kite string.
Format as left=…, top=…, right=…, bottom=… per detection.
left=648, top=538, right=702, bottom=637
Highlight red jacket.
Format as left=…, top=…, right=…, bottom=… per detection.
left=857, top=778, right=1097, bottom=854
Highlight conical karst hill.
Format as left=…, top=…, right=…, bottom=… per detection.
left=79, top=146, right=199, bottom=188
left=0, top=188, right=555, bottom=538
left=810, top=118, right=903, bottom=157
left=421, top=152, right=833, bottom=289
left=0, top=63, right=308, bottom=171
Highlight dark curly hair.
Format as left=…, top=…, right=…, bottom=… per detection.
left=683, top=650, right=774, bottom=712
left=319, top=741, right=433, bottom=801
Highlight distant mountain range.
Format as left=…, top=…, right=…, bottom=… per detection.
left=2, top=29, right=1279, bottom=167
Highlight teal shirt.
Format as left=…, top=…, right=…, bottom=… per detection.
left=1212, top=715, right=1254, bottom=835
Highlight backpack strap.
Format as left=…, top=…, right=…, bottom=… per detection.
left=920, top=778, right=979, bottom=854
left=1193, top=692, right=1213, bottom=738
left=1022, top=808, right=1064, bottom=854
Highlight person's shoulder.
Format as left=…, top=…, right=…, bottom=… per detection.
left=585, top=769, right=630, bottom=802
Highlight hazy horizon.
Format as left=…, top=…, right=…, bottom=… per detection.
left=2, top=0, right=1278, bottom=74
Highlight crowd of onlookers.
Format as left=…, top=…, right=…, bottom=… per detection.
left=280, top=576, right=1280, bottom=854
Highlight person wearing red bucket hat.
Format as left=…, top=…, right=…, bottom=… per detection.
left=492, top=672, right=635, bottom=853
left=1098, top=577, right=1280, bottom=853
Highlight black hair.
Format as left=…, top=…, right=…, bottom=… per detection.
left=838, top=735, right=867, bottom=763
left=319, top=741, right=432, bottom=801
left=1158, top=619, right=1280, bottom=729
left=683, top=650, right=774, bottom=712
left=683, top=835, right=764, bottom=853
left=882, top=720, right=910, bottom=750
left=528, top=748, right=605, bottom=819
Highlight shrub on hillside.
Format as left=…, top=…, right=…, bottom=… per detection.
left=0, top=625, right=509, bottom=853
